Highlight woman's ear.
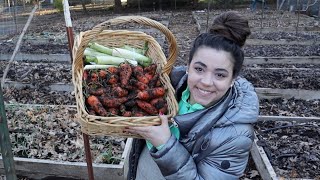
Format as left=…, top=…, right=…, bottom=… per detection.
left=230, top=79, right=235, bottom=87
left=186, top=64, right=190, bottom=74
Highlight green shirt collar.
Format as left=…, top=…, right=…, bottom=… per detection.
left=178, top=87, right=205, bottom=115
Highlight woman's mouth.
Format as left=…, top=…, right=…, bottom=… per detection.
left=198, top=88, right=212, bottom=95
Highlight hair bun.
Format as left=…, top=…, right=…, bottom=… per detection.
left=209, top=11, right=251, bottom=47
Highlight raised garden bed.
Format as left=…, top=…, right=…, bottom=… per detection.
left=244, top=44, right=320, bottom=57
left=251, top=116, right=320, bottom=179
left=242, top=68, right=320, bottom=90
left=0, top=104, right=131, bottom=180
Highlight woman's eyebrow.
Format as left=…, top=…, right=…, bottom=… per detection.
left=215, top=68, right=229, bottom=73
left=194, top=61, right=207, bottom=67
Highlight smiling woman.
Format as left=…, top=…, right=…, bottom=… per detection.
left=126, top=11, right=259, bottom=180
left=187, top=47, right=235, bottom=106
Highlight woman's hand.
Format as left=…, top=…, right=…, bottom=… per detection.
left=124, top=114, right=171, bottom=147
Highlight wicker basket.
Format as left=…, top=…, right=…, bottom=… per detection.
left=72, top=16, right=179, bottom=138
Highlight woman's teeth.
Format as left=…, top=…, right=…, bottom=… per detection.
left=198, top=88, right=211, bottom=94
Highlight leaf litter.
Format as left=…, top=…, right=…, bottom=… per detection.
left=1, top=105, right=126, bottom=164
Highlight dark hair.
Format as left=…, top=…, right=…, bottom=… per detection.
left=188, top=11, right=251, bottom=78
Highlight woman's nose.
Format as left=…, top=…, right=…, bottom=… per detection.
left=200, top=74, right=214, bottom=86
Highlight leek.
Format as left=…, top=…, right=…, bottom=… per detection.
left=84, top=64, right=116, bottom=70
left=122, top=45, right=146, bottom=55
left=112, top=47, right=151, bottom=65
left=85, top=55, right=137, bottom=66
left=84, top=48, right=109, bottom=56
left=89, top=42, right=152, bottom=66
left=88, top=42, right=112, bottom=55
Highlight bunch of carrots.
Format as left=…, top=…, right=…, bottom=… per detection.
left=83, top=63, right=169, bottom=117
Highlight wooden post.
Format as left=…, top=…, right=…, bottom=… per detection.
left=83, top=133, right=94, bottom=180
left=63, top=1, right=94, bottom=179
left=63, top=0, right=74, bottom=63
left=0, top=86, right=17, bottom=180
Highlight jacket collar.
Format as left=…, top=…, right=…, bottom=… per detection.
left=172, top=73, right=259, bottom=142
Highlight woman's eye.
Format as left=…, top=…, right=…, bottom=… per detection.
left=216, top=73, right=226, bottom=78
left=195, top=67, right=203, bottom=72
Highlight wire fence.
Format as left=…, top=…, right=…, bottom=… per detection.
left=0, top=1, right=34, bottom=38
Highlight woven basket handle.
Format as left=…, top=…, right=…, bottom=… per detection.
left=92, top=16, right=178, bottom=75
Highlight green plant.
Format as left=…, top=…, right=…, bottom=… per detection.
left=53, top=0, right=63, bottom=12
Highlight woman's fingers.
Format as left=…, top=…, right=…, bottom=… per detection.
left=124, top=126, right=149, bottom=134
left=159, top=114, right=169, bottom=125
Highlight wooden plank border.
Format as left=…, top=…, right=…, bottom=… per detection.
left=244, top=57, right=320, bottom=65
left=255, top=88, right=320, bottom=100
left=0, top=138, right=133, bottom=180
left=246, top=39, right=320, bottom=46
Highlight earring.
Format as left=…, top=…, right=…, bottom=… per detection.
left=186, top=71, right=188, bottom=74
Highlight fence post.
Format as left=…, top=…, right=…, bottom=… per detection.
left=0, top=86, right=17, bottom=180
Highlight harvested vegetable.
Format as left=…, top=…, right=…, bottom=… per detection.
left=82, top=55, right=170, bottom=117
left=137, top=87, right=166, bottom=101
left=136, top=100, right=158, bottom=115
left=119, top=63, right=133, bottom=86
left=129, top=79, right=148, bottom=91
left=84, top=65, right=116, bottom=70
left=99, top=96, right=128, bottom=108
left=87, top=95, right=108, bottom=116
left=112, top=86, right=128, bottom=97
left=88, top=42, right=151, bottom=67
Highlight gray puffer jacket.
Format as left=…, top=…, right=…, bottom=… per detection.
left=127, top=66, right=259, bottom=180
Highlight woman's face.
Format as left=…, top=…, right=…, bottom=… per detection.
left=187, top=46, right=235, bottom=107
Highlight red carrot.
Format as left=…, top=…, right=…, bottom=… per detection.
left=137, top=87, right=166, bottom=100
left=158, top=103, right=168, bottom=114
left=129, top=79, right=148, bottom=91
left=98, top=70, right=108, bottom=79
left=135, top=72, right=150, bottom=84
left=122, top=111, right=132, bottom=117
left=86, top=95, right=108, bottom=116
left=132, top=65, right=144, bottom=74
left=106, top=74, right=119, bottom=84
left=89, top=87, right=107, bottom=96
left=119, top=63, right=132, bottom=86
left=107, top=107, right=119, bottom=115
left=148, top=74, right=159, bottom=88
left=155, top=78, right=162, bottom=87
left=136, top=100, right=158, bottom=115
left=99, top=96, right=128, bottom=108
left=112, top=86, right=128, bottom=97
left=144, top=63, right=157, bottom=80
left=107, top=66, right=119, bottom=74
left=90, top=72, right=99, bottom=82
left=124, top=99, right=136, bottom=108
left=132, top=111, right=146, bottom=117
left=83, top=71, right=88, bottom=81
left=150, top=97, right=166, bottom=109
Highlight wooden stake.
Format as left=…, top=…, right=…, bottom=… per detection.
left=63, top=1, right=94, bottom=179
left=0, top=85, right=17, bottom=180
left=63, top=0, right=74, bottom=63
left=83, top=133, right=95, bottom=180
left=66, top=27, right=74, bottom=61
